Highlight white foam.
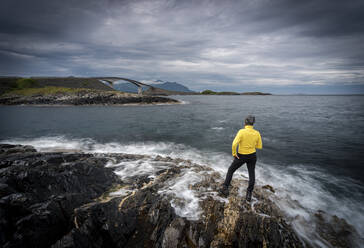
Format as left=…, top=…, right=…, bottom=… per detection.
left=158, top=169, right=204, bottom=220
left=257, top=162, right=364, bottom=246
left=113, top=159, right=169, bottom=180
left=1, top=136, right=94, bottom=152
left=177, top=100, right=189, bottom=105
left=109, top=188, right=132, bottom=197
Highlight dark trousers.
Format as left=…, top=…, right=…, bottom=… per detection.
left=223, top=153, right=257, bottom=192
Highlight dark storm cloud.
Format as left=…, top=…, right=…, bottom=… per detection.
left=232, top=0, right=364, bottom=37
left=0, top=0, right=109, bottom=38
left=0, top=0, right=363, bottom=93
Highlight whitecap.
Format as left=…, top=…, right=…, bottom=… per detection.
left=211, top=127, right=224, bottom=130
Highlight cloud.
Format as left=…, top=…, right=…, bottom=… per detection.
left=0, top=0, right=363, bottom=93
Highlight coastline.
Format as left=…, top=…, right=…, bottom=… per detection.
left=0, top=101, right=183, bottom=107
left=0, top=90, right=179, bottom=106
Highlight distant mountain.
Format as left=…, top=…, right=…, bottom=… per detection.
left=113, top=80, right=194, bottom=93
left=149, top=81, right=193, bottom=92
left=113, top=83, right=149, bottom=93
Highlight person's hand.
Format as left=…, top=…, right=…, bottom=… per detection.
left=234, top=154, right=240, bottom=159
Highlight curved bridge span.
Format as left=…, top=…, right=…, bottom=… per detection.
left=95, top=77, right=154, bottom=95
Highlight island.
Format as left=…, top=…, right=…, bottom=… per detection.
left=0, top=77, right=179, bottom=105
left=201, top=90, right=272, bottom=95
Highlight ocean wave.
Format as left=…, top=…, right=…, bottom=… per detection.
left=177, top=99, right=190, bottom=105
left=211, top=127, right=225, bottom=130
left=1, top=136, right=363, bottom=247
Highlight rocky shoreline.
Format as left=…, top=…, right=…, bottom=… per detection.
left=0, top=144, right=359, bottom=248
left=0, top=91, right=179, bottom=106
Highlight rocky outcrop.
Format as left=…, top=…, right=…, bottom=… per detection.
left=0, top=144, right=121, bottom=247
left=0, top=144, right=359, bottom=247
left=51, top=166, right=303, bottom=248
left=313, top=210, right=362, bottom=248
left=0, top=91, right=178, bottom=105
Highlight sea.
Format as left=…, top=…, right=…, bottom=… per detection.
left=1, top=95, right=363, bottom=247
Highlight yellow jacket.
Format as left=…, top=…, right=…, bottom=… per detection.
left=232, top=125, right=262, bottom=156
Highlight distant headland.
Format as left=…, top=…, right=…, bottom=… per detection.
left=200, top=89, right=272, bottom=95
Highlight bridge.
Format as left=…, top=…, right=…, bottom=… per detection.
left=95, top=77, right=155, bottom=95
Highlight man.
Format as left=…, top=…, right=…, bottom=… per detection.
left=219, top=115, right=262, bottom=202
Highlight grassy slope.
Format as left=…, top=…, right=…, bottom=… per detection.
left=32, top=77, right=114, bottom=91
left=0, top=78, right=126, bottom=97
left=3, top=86, right=92, bottom=96
left=0, top=77, right=21, bottom=95
left=0, top=77, right=115, bottom=95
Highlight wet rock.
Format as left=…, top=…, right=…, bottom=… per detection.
left=0, top=145, right=120, bottom=248
left=313, top=210, right=362, bottom=248
left=262, top=184, right=275, bottom=193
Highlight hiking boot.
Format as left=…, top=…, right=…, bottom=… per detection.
left=219, top=185, right=229, bottom=197
left=246, top=190, right=252, bottom=202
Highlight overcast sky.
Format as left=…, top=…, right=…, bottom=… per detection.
left=1, top=0, right=364, bottom=93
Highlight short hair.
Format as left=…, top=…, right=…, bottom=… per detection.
left=245, top=115, right=255, bottom=125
